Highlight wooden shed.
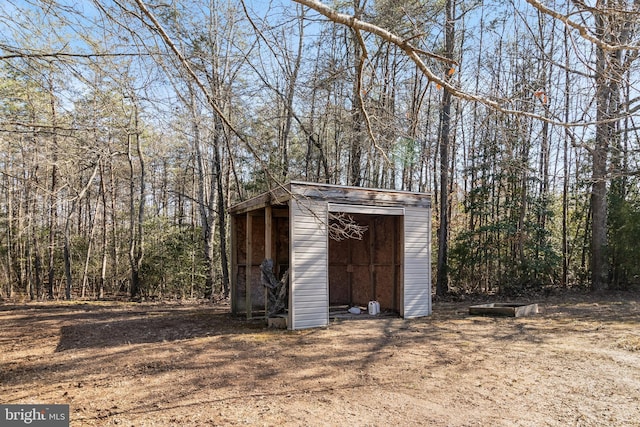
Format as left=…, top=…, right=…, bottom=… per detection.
left=229, top=181, right=432, bottom=330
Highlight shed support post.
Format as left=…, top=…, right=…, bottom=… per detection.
left=245, top=212, right=252, bottom=319
left=264, top=206, right=272, bottom=318
left=370, top=219, right=375, bottom=301
left=392, top=217, right=397, bottom=311
left=230, top=214, right=237, bottom=314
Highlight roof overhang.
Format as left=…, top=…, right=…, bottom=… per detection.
left=229, top=181, right=431, bottom=215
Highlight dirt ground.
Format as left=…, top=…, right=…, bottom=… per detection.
left=1, top=293, right=639, bottom=427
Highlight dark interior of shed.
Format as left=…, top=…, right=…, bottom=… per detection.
left=329, top=214, right=402, bottom=313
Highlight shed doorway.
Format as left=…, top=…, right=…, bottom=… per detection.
left=328, top=204, right=404, bottom=315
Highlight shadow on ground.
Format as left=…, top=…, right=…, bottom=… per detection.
left=54, top=308, right=266, bottom=352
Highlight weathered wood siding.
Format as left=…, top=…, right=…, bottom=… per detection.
left=291, top=181, right=430, bottom=209
left=289, top=198, right=329, bottom=329
left=403, top=206, right=432, bottom=318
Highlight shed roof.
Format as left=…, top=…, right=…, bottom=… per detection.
left=229, top=181, right=431, bottom=215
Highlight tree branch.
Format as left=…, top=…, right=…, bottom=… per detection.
left=328, top=212, right=368, bottom=241
left=292, top=0, right=637, bottom=129
left=127, top=0, right=291, bottom=197
left=525, top=0, right=640, bottom=51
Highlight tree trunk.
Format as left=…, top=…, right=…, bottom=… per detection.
left=349, top=0, right=364, bottom=187
left=213, top=121, right=230, bottom=298
left=128, top=102, right=145, bottom=299
left=81, top=194, right=98, bottom=298
left=562, top=23, right=571, bottom=287
left=47, top=80, right=58, bottom=300
left=99, top=161, right=108, bottom=299
left=591, top=7, right=608, bottom=291
left=591, top=2, right=622, bottom=291
left=279, top=6, right=305, bottom=179
left=6, top=180, right=15, bottom=298
left=436, top=0, right=455, bottom=297
left=64, top=164, right=100, bottom=300
left=63, top=217, right=73, bottom=301
left=189, top=90, right=216, bottom=300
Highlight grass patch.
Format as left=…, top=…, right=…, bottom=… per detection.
left=616, top=335, right=640, bottom=352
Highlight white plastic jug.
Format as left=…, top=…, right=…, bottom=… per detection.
left=368, top=301, right=380, bottom=315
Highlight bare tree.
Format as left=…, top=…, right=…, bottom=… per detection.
left=526, top=0, right=640, bottom=290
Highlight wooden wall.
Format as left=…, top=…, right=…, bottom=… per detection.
left=328, top=214, right=401, bottom=311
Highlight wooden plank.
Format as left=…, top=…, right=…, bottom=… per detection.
left=291, top=181, right=431, bottom=208
left=374, top=265, right=394, bottom=310
left=229, top=185, right=292, bottom=214
left=351, top=266, right=370, bottom=306
left=328, top=265, right=350, bottom=305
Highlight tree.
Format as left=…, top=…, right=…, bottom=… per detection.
left=125, top=97, right=145, bottom=299
left=435, top=0, right=456, bottom=297
left=526, top=0, right=640, bottom=290
left=296, top=0, right=640, bottom=293
left=3, top=0, right=640, bottom=300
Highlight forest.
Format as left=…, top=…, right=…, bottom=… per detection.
left=0, top=0, right=639, bottom=301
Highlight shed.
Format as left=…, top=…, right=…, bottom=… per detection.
left=229, top=181, right=432, bottom=330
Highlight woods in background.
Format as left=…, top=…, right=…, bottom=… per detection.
left=0, top=0, right=639, bottom=300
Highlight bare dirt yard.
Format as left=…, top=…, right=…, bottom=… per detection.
left=1, top=292, right=639, bottom=426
